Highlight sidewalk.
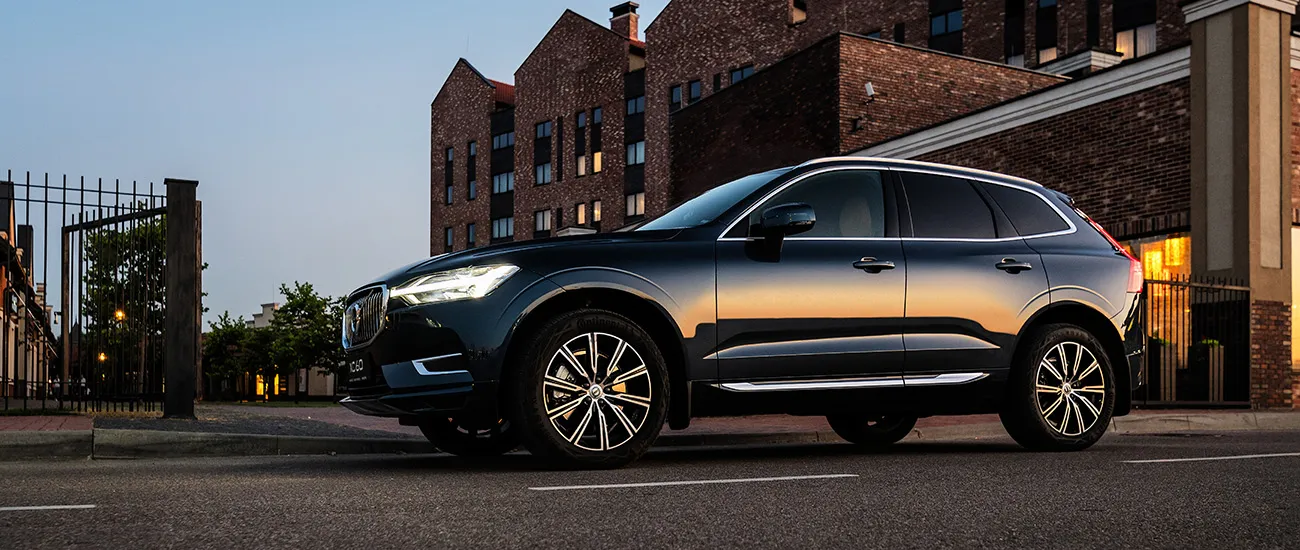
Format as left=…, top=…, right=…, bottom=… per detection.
left=1, top=405, right=1297, bottom=461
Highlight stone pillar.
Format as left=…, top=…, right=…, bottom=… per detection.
left=1187, top=0, right=1297, bottom=408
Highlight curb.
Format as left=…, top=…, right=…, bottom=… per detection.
left=0, top=430, right=93, bottom=459
left=90, top=429, right=434, bottom=459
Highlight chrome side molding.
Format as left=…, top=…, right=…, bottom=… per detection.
left=713, top=372, right=988, bottom=392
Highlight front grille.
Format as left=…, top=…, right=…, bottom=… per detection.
left=342, top=286, right=387, bottom=349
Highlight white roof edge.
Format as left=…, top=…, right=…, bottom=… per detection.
left=852, top=46, right=1191, bottom=160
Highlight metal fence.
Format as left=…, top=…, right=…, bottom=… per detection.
left=0, top=170, right=198, bottom=414
left=1138, top=276, right=1252, bottom=407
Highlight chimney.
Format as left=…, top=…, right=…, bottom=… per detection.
left=610, top=2, right=640, bottom=41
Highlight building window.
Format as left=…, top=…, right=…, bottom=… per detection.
left=688, top=80, right=701, bottom=104
left=1114, top=0, right=1157, bottom=60
left=444, top=227, right=453, bottom=252
left=626, top=96, right=645, bottom=115
left=492, top=217, right=514, bottom=239
left=577, top=155, right=587, bottom=177
left=929, top=1, right=963, bottom=54
left=729, top=65, right=754, bottom=84
left=466, top=223, right=476, bottom=248
left=534, top=210, right=553, bottom=233
left=791, top=0, right=807, bottom=24
left=894, top=22, right=906, bottom=43
left=445, top=147, right=454, bottom=162
left=593, top=151, right=603, bottom=174
left=625, top=192, right=645, bottom=217
left=535, top=162, right=553, bottom=185
left=467, top=179, right=477, bottom=200
left=577, top=112, right=586, bottom=129
left=670, top=85, right=682, bottom=112
left=445, top=185, right=453, bottom=205
left=1036, top=0, right=1057, bottom=64
left=593, top=200, right=602, bottom=222
left=536, top=121, right=552, bottom=138
left=492, top=172, right=514, bottom=194
left=865, top=29, right=882, bottom=39
left=492, top=131, right=515, bottom=150
left=468, top=141, right=477, bottom=157
left=577, top=203, right=588, bottom=225
left=713, top=73, right=722, bottom=91
left=1086, top=0, right=1100, bottom=47
left=1005, top=0, right=1025, bottom=66
left=626, top=141, right=645, bottom=166
left=593, top=107, right=602, bottom=125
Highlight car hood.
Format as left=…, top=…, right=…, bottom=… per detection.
left=359, top=229, right=683, bottom=292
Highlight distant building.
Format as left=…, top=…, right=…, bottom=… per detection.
left=237, top=302, right=337, bottom=400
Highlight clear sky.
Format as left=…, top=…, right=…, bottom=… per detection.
left=1, top=0, right=666, bottom=327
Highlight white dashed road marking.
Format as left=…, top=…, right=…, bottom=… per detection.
left=529, top=473, right=858, bottom=491
left=1123, top=452, right=1300, bottom=464
left=0, top=505, right=97, bottom=512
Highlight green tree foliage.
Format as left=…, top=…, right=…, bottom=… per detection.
left=202, top=312, right=248, bottom=381
left=79, top=216, right=166, bottom=394
left=270, top=282, right=344, bottom=379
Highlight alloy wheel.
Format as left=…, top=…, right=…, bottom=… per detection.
left=542, top=332, right=653, bottom=451
left=1034, top=341, right=1106, bottom=437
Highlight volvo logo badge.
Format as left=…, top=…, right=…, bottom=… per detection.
left=346, top=303, right=362, bottom=338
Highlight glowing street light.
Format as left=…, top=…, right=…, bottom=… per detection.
left=114, top=309, right=126, bottom=322
left=98, top=352, right=107, bottom=362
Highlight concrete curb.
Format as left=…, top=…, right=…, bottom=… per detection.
left=1, top=411, right=1297, bottom=461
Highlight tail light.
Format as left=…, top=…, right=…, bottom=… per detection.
left=1076, top=207, right=1144, bottom=294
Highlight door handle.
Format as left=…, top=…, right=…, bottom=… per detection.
left=853, top=257, right=896, bottom=273
left=996, top=258, right=1033, bottom=273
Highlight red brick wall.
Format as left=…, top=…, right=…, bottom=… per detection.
left=513, top=11, right=632, bottom=237
left=668, top=37, right=842, bottom=202
left=1250, top=300, right=1293, bottom=409
left=429, top=60, right=496, bottom=254
left=838, top=36, right=1065, bottom=154
left=920, top=78, right=1193, bottom=239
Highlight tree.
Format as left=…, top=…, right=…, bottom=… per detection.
left=202, top=312, right=248, bottom=399
left=269, top=282, right=344, bottom=397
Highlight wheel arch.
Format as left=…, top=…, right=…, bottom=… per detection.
left=1015, top=301, right=1132, bottom=415
left=502, top=284, right=693, bottom=429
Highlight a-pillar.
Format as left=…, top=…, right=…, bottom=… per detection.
left=1187, top=0, right=1297, bottom=408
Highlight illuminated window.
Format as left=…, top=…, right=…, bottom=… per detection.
left=791, top=0, right=807, bottom=24
left=593, top=200, right=602, bottom=222
left=577, top=155, right=587, bottom=177
left=577, top=203, right=588, bottom=225
left=626, top=192, right=645, bottom=217
left=593, top=151, right=603, bottom=174
left=1115, top=24, right=1156, bottom=60
left=1114, top=0, right=1157, bottom=60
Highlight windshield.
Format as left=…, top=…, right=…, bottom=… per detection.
left=636, top=169, right=789, bottom=231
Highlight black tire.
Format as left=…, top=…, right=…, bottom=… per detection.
left=418, top=416, right=520, bottom=457
left=509, top=309, right=669, bottom=469
left=826, top=414, right=917, bottom=448
left=1000, top=323, right=1116, bottom=451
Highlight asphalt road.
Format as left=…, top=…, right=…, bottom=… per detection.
left=2, top=430, right=1298, bottom=549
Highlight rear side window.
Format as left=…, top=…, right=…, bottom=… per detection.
left=983, top=183, right=1070, bottom=236
left=900, top=172, right=996, bottom=239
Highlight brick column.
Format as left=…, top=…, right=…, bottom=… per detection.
left=1187, top=0, right=1298, bottom=409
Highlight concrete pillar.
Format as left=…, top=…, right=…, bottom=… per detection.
left=1188, top=0, right=1297, bottom=408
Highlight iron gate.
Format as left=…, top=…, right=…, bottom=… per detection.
left=0, top=170, right=188, bottom=413
left=1139, top=276, right=1251, bottom=407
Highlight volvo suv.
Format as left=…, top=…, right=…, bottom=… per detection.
left=340, top=157, right=1144, bottom=468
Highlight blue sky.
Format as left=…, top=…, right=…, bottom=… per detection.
left=1, top=0, right=665, bottom=327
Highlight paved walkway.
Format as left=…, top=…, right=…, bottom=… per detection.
left=0, top=415, right=92, bottom=431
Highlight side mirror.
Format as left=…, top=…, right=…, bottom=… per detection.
left=760, top=203, right=816, bottom=237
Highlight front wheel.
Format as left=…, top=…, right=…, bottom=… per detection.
left=1000, top=324, right=1115, bottom=451
left=510, top=309, right=669, bottom=469
left=418, top=416, right=519, bottom=457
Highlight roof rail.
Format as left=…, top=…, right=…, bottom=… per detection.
left=796, top=156, right=1043, bottom=187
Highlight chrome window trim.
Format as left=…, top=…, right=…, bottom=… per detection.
left=716, top=162, right=1077, bottom=243
left=341, top=284, right=388, bottom=350
left=712, top=372, right=988, bottom=392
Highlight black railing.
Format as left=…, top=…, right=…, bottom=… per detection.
left=0, top=171, right=173, bottom=413
left=1139, top=276, right=1251, bottom=407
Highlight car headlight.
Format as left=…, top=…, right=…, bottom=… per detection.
left=389, top=265, right=520, bottom=305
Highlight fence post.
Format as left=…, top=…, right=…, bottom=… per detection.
left=163, top=178, right=198, bottom=419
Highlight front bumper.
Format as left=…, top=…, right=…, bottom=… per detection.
left=340, top=355, right=497, bottom=417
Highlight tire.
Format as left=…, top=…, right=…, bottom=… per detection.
left=418, top=416, right=520, bottom=457
left=509, top=309, right=669, bottom=469
left=1000, top=323, right=1116, bottom=451
left=826, top=414, right=917, bottom=448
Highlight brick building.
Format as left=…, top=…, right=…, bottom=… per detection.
left=430, top=0, right=1299, bottom=408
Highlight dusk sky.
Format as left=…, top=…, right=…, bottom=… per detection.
left=1, top=0, right=666, bottom=327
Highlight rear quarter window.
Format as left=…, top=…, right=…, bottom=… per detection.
left=982, top=183, right=1070, bottom=236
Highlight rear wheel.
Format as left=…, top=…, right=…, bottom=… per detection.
left=510, top=309, right=669, bottom=469
left=1000, top=324, right=1115, bottom=451
left=418, top=416, right=519, bottom=457
left=826, top=414, right=917, bottom=448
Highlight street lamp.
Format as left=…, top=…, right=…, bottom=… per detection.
left=98, top=352, right=107, bottom=362
left=114, top=309, right=126, bottom=322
